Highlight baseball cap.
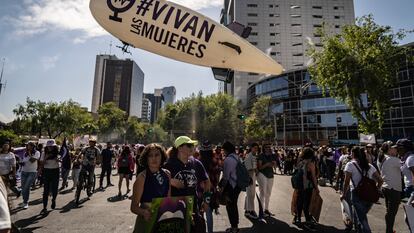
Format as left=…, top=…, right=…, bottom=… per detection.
left=396, top=139, right=413, bottom=149
left=174, top=136, right=198, bottom=148
left=200, top=140, right=212, bottom=151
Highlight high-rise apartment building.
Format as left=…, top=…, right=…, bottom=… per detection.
left=141, top=98, right=152, bottom=122
left=91, top=55, right=144, bottom=117
left=162, top=86, right=177, bottom=104
left=221, top=0, right=355, bottom=106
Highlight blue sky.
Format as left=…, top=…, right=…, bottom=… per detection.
left=0, top=0, right=413, bottom=123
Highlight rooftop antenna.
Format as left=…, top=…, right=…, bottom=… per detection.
left=0, top=58, right=5, bottom=96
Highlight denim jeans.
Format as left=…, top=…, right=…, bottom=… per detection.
left=21, top=172, right=37, bottom=204
left=351, top=190, right=373, bottom=233
left=205, top=206, right=213, bottom=233
left=404, top=185, right=414, bottom=199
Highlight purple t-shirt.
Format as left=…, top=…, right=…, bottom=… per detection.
left=164, top=157, right=208, bottom=197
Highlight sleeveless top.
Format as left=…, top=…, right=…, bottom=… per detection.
left=140, top=169, right=169, bottom=204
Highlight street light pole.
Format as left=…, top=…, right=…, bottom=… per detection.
left=283, top=114, right=286, bottom=148
left=274, top=114, right=278, bottom=145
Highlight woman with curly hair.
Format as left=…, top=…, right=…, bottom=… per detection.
left=130, top=144, right=170, bottom=233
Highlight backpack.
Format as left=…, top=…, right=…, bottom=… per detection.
left=119, top=155, right=129, bottom=168
left=351, top=162, right=380, bottom=203
left=291, top=162, right=306, bottom=190
left=230, top=155, right=252, bottom=191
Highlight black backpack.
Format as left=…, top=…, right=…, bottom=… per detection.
left=230, top=155, right=252, bottom=191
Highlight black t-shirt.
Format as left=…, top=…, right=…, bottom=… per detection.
left=164, top=157, right=208, bottom=197
left=101, top=148, right=113, bottom=167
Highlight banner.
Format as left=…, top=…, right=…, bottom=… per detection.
left=90, top=0, right=283, bottom=75
left=359, top=133, right=376, bottom=144
left=137, top=196, right=193, bottom=233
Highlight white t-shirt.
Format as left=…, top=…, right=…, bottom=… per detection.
left=401, top=154, right=414, bottom=187
left=381, top=156, right=402, bottom=191
left=21, top=151, right=41, bottom=173
left=344, top=161, right=377, bottom=190
left=40, top=152, right=60, bottom=169
left=244, top=152, right=257, bottom=171
left=0, top=153, right=16, bottom=176
left=0, top=178, right=11, bottom=230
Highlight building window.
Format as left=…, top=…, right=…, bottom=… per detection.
left=269, top=14, right=280, bottom=17
left=291, top=5, right=300, bottom=9
left=269, top=23, right=275, bottom=27
left=312, top=6, right=322, bottom=9
left=292, top=24, right=301, bottom=26
left=335, top=25, right=340, bottom=29
left=294, top=64, right=303, bottom=67
left=314, top=33, right=322, bottom=37
left=291, top=14, right=301, bottom=18
left=270, top=42, right=276, bottom=46
left=334, top=6, right=345, bottom=10
left=270, top=33, right=276, bottom=36
left=315, top=43, right=323, bottom=47
left=269, top=4, right=273, bottom=8
left=314, top=24, right=322, bottom=28
left=293, top=53, right=303, bottom=56
left=335, top=15, right=344, bottom=19
left=292, top=43, right=302, bottom=46
left=292, top=33, right=302, bottom=37
left=250, top=32, right=258, bottom=36
left=247, top=22, right=258, bottom=26
left=248, top=13, right=258, bottom=17
left=270, top=52, right=277, bottom=56
left=247, top=4, right=258, bottom=7
left=313, top=15, right=323, bottom=18
left=250, top=42, right=258, bottom=45
left=248, top=72, right=259, bottom=76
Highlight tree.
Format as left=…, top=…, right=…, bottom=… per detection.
left=97, top=102, right=127, bottom=136
left=244, top=96, right=274, bottom=142
left=13, top=98, right=92, bottom=138
left=158, top=93, right=241, bottom=144
left=125, top=116, right=146, bottom=143
left=0, top=130, right=23, bottom=146
left=308, top=15, right=412, bottom=134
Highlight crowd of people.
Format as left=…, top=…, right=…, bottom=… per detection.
left=0, top=136, right=413, bottom=233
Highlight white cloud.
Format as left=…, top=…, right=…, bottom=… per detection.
left=9, top=0, right=107, bottom=43
left=0, top=113, right=14, bottom=123
left=170, top=0, right=222, bottom=10
left=9, top=0, right=222, bottom=43
left=40, top=55, right=60, bottom=71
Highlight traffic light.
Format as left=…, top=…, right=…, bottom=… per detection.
left=147, top=128, right=153, bottom=133
left=237, top=114, right=246, bottom=120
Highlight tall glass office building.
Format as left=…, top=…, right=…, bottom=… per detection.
left=247, top=42, right=414, bottom=146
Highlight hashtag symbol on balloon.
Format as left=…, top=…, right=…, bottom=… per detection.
left=136, top=0, right=154, bottom=16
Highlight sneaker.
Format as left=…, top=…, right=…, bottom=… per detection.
left=303, top=222, right=317, bottom=232
left=41, top=208, right=47, bottom=214
left=264, top=210, right=274, bottom=217
left=23, top=203, right=29, bottom=209
left=51, top=201, right=56, bottom=209
left=250, top=211, right=259, bottom=219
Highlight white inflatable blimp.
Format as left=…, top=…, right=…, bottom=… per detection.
left=90, top=0, right=283, bottom=75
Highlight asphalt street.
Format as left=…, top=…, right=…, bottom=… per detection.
left=10, top=168, right=411, bottom=233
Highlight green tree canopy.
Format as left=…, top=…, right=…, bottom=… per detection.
left=244, top=96, right=273, bottom=142
left=158, top=93, right=241, bottom=144
left=97, top=102, right=127, bottom=135
left=13, top=98, right=93, bottom=138
left=308, top=15, right=412, bottom=134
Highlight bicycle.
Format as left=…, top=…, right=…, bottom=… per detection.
left=75, top=165, right=96, bottom=205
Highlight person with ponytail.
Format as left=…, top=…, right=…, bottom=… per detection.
left=341, top=146, right=383, bottom=233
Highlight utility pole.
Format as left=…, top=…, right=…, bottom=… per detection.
left=0, top=58, right=6, bottom=96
